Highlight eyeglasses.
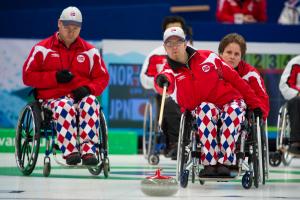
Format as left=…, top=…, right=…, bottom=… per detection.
left=164, top=40, right=185, bottom=48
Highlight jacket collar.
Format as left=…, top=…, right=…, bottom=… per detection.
left=167, top=46, right=197, bottom=70
left=52, top=32, right=83, bottom=50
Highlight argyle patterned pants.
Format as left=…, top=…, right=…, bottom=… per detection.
left=43, top=95, right=100, bottom=158
left=195, top=100, right=246, bottom=166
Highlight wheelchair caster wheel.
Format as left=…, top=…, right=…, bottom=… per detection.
left=269, top=151, right=281, bottom=167
left=103, top=158, right=110, bottom=178
left=242, top=171, right=253, bottom=189
left=88, top=165, right=102, bottom=176
left=148, top=154, right=159, bottom=165
left=43, top=157, right=51, bottom=177
left=180, top=169, right=189, bottom=188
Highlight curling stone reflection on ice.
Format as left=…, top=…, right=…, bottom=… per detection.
left=141, top=169, right=178, bottom=196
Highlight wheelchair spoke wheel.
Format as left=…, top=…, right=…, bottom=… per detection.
left=282, top=151, right=293, bottom=166
left=99, top=108, right=108, bottom=153
left=176, top=113, right=186, bottom=181
left=15, top=103, right=41, bottom=176
left=143, top=102, right=154, bottom=159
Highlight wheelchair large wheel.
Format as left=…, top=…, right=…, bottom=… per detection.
left=143, top=102, right=154, bottom=159
left=88, top=108, right=109, bottom=176
left=250, top=116, right=260, bottom=188
left=15, top=102, right=41, bottom=176
left=176, top=113, right=191, bottom=188
left=276, top=105, right=290, bottom=152
left=252, top=116, right=266, bottom=188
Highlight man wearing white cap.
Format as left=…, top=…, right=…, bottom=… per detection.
left=154, top=27, right=265, bottom=176
left=23, top=6, right=109, bottom=166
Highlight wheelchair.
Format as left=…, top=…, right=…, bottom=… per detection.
left=143, top=93, right=180, bottom=165
left=15, top=100, right=110, bottom=177
left=176, top=110, right=269, bottom=189
left=269, top=103, right=300, bottom=167
left=142, top=96, right=167, bottom=165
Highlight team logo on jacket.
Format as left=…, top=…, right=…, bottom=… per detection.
left=202, top=65, right=210, bottom=72
left=77, top=55, right=85, bottom=63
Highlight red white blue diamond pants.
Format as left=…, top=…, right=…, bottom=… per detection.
left=194, top=100, right=246, bottom=166
left=43, top=95, right=100, bottom=158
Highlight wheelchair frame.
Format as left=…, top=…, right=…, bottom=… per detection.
left=176, top=111, right=269, bottom=189
left=15, top=100, right=110, bottom=177
left=143, top=86, right=174, bottom=165
left=269, top=103, right=300, bottom=167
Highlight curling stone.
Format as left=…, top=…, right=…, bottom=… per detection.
left=141, top=169, right=178, bottom=196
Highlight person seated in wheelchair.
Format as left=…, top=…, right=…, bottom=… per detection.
left=279, top=55, right=300, bottom=154
left=218, top=33, right=270, bottom=121
left=154, top=27, right=266, bottom=177
left=22, top=6, right=109, bottom=166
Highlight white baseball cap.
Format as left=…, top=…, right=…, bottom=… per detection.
left=163, top=27, right=185, bottom=42
left=59, top=6, right=82, bottom=27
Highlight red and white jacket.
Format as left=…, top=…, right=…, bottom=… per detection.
left=236, top=60, right=269, bottom=119
left=279, top=55, right=300, bottom=100
left=23, top=32, right=109, bottom=100
left=140, top=45, right=167, bottom=90
left=216, top=0, right=267, bottom=23
left=154, top=47, right=264, bottom=114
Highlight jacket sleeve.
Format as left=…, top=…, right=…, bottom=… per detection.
left=241, top=63, right=270, bottom=119
left=154, top=66, right=175, bottom=95
left=279, top=56, right=300, bottom=100
left=23, top=45, right=58, bottom=89
left=216, top=58, right=261, bottom=110
left=216, top=0, right=234, bottom=23
left=86, top=52, right=109, bottom=96
left=140, top=48, right=166, bottom=90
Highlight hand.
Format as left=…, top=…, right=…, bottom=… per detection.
left=72, top=86, right=90, bottom=103
left=56, top=70, right=74, bottom=83
left=253, top=107, right=263, bottom=119
left=156, top=74, right=169, bottom=88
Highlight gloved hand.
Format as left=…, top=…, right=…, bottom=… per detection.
left=72, top=86, right=90, bottom=103
left=56, top=70, right=74, bottom=83
left=253, top=107, right=263, bottom=119
left=156, top=74, right=169, bottom=88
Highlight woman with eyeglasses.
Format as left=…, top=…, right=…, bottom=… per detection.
left=154, top=27, right=266, bottom=177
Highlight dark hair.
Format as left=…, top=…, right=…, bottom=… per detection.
left=162, top=15, right=193, bottom=45
left=218, top=33, right=247, bottom=58
left=162, top=15, right=187, bottom=32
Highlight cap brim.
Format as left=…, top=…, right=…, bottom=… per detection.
left=61, top=20, right=82, bottom=27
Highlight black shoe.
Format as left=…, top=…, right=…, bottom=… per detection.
left=66, top=152, right=81, bottom=165
left=217, top=165, right=231, bottom=176
left=199, top=165, right=217, bottom=177
left=82, top=153, right=98, bottom=165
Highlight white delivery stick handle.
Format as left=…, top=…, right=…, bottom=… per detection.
left=158, top=84, right=167, bottom=127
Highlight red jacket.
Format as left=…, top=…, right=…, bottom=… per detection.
left=279, top=55, right=300, bottom=100
left=23, top=33, right=109, bottom=100
left=154, top=47, right=263, bottom=114
left=216, top=0, right=267, bottom=23
left=236, top=61, right=269, bottom=119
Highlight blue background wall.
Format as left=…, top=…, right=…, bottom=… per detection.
left=0, top=0, right=299, bottom=42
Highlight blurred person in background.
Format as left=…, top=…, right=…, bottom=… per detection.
left=279, top=55, right=300, bottom=154
left=216, top=0, right=267, bottom=24
left=278, top=0, right=300, bottom=25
